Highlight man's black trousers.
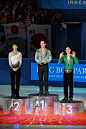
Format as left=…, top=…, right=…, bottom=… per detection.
left=64, top=71, right=73, bottom=98
left=10, top=68, right=21, bottom=96
left=38, top=64, right=48, bottom=92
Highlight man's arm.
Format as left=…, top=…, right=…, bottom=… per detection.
left=17, top=52, right=22, bottom=69
left=58, top=56, right=64, bottom=65
left=72, top=51, right=79, bottom=65
left=35, top=51, right=40, bottom=64
left=73, top=56, right=79, bottom=65
left=8, top=53, right=13, bottom=69
left=19, top=52, right=22, bottom=67
left=14, top=53, right=22, bottom=71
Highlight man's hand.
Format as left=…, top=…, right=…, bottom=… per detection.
left=40, top=62, right=46, bottom=65
left=13, top=68, right=17, bottom=71
left=43, top=61, right=46, bottom=64
left=13, top=68, right=19, bottom=72
left=72, top=51, right=76, bottom=57
left=40, top=62, right=43, bottom=65
left=59, top=52, right=64, bottom=58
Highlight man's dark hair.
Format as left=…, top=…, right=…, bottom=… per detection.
left=12, top=42, right=18, bottom=47
left=40, top=39, right=46, bottom=43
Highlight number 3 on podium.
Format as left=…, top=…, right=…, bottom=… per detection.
left=66, top=105, right=72, bottom=114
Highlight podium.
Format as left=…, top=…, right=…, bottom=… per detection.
left=2, top=95, right=84, bottom=116
left=28, top=94, right=59, bottom=115
left=3, top=97, right=28, bottom=115
left=58, top=100, right=84, bottom=116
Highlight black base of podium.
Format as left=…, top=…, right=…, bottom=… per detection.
left=29, top=93, right=59, bottom=97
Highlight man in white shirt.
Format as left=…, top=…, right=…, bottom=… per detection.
left=8, top=43, right=22, bottom=98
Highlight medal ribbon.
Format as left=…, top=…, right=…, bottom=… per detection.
left=65, top=56, right=73, bottom=66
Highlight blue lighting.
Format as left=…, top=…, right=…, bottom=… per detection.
left=14, top=125, right=20, bottom=129
left=41, top=125, right=44, bottom=128
left=56, top=102, right=58, bottom=114
left=28, top=98, right=30, bottom=114
left=66, top=125, right=72, bottom=129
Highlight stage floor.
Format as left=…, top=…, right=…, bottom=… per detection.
left=0, top=125, right=86, bottom=129
left=0, top=85, right=86, bottom=129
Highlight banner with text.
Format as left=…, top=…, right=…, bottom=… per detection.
left=31, top=63, right=86, bottom=82
left=5, top=35, right=26, bottom=57
left=0, top=32, right=5, bottom=57
left=0, top=32, right=5, bottom=53
left=4, top=22, right=26, bottom=38
left=27, top=24, right=52, bottom=58
left=38, top=0, right=86, bottom=9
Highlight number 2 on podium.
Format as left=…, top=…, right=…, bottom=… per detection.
left=13, top=102, right=20, bottom=111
